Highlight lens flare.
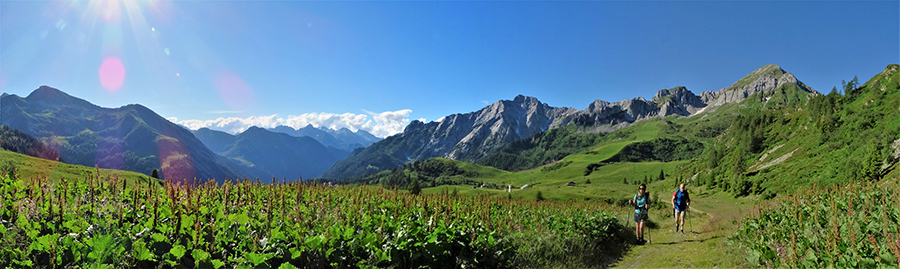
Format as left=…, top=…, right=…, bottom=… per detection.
left=98, top=57, right=126, bottom=91
left=99, top=0, right=122, bottom=23
left=157, top=136, right=195, bottom=185
left=214, top=70, right=257, bottom=112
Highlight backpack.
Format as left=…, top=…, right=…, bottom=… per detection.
left=674, top=189, right=689, bottom=210
left=633, top=192, right=649, bottom=214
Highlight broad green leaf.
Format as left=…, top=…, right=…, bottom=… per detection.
left=169, top=244, right=186, bottom=259
left=88, top=234, right=116, bottom=262
left=181, top=215, right=196, bottom=232
left=271, top=229, right=287, bottom=242
left=30, top=241, right=44, bottom=252
left=278, top=263, right=299, bottom=269
left=211, top=259, right=226, bottom=269
left=229, top=213, right=250, bottom=225
left=151, top=233, right=167, bottom=242
left=305, top=235, right=325, bottom=250
left=289, top=247, right=303, bottom=259
left=133, top=240, right=154, bottom=261
left=192, top=249, right=211, bottom=263
left=245, top=252, right=267, bottom=266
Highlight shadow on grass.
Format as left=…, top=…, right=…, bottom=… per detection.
left=651, top=235, right=721, bottom=245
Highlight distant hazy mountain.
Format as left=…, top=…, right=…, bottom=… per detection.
left=268, top=125, right=381, bottom=151
left=0, top=86, right=255, bottom=183
left=321, top=64, right=819, bottom=179
left=325, top=127, right=381, bottom=149
left=192, top=128, right=238, bottom=153
left=193, top=127, right=349, bottom=179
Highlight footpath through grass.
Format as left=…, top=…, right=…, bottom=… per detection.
left=611, top=188, right=755, bottom=268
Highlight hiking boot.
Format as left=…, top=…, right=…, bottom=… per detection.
left=680, top=229, right=684, bottom=234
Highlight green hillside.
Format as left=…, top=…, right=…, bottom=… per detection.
left=683, top=65, right=900, bottom=198
left=392, top=65, right=900, bottom=203
left=366, top=120, right=698, bottom=204
left=349, top=65, right=900, bottom=268
left=0, top=149, right=159, bottom=188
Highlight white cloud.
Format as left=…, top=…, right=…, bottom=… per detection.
left=177, top=115, right=283, bottom=134
left=174, top=109, right=414, bottom=138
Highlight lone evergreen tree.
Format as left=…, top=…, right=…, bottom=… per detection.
left=150, top=168, right=160, bottom=179
left=658, top=170, right=665, bottom=181
left=409, top=177, right=422, bottom=195
left=536, top=191, right=545, bottom=201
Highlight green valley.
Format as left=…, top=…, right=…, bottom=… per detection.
left=2, top=65, right=899, bottom=268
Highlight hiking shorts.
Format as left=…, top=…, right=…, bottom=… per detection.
left=634, top=213, right=647, bottom=223
left=674, top=209, right=686, bottom=219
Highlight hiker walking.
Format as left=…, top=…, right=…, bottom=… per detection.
left=630, top=184, right=650, bottom=244
left=671, top=183, right=691, bottom=234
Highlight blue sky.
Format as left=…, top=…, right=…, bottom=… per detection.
left=1, top=0, right=898, bottom=137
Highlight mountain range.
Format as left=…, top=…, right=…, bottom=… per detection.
left=320, top=64, right=818, bottom=179
left=0, top=64, right=819, bottom=182
left=267, top=124, right=380, bottom=152
left=0, top=86, right=253, bottom=183
left=192, top=127, right=351, bottom=179
left=0, top=87, right=370, bottom=182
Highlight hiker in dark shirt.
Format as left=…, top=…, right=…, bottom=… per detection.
left=671, top=183, right=691, bottom=234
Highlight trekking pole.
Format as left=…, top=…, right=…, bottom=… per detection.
left=688, top=207, right=692, bottom=233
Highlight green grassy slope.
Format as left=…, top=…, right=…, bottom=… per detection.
left=0, top=149, right=159, bottom=187
left=368, top=65, right=900, bottom=267
left=680, top=65, right=900, bottom=197
left=405, top=120, right=698, bottom=204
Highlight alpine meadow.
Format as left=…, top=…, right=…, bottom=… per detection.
left=2, top=0, right=899, bottom=268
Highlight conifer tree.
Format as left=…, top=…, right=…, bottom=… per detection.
left=409, top=177, right=422, bottom=195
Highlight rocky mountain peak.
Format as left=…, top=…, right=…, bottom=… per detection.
left=512, top=94, right=540, bottom=104
left=704, top=64, right=817, bottom=107
left=403, top=119, right=426, bottom=133
left=884, top=64, right=900, bottom=75
left=651, top=86, right=689, bottom=103
left=752, top=64, right=785, bottom=75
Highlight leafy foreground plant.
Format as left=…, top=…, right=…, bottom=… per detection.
left=0, top=169, right=629, bottom=268
left=732, top=178, right=900, bottom=268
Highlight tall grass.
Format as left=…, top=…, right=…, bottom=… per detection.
left=732, top=177, right=900, bottom=268
left=0, top=168, right=630, bottom=268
